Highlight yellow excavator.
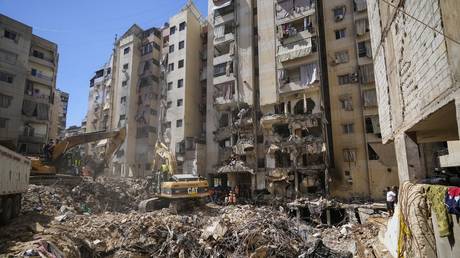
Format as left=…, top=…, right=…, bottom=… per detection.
left=30, top=128, right=126, bottom=177
left=139, top=141, right=209, bottom=212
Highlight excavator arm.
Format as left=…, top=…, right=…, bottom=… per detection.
left=51, top=128, right=126, bottom=161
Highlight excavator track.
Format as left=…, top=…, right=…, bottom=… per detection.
left=29, top=174, right=83, bottom=187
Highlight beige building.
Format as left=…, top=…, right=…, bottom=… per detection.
left=0, top=14, right=59, bottom=154
left=368, top=0, right=460, bottom=182
left=159, top=3, right=207, bottom=174
left=204, top=0, right=398, bottom=200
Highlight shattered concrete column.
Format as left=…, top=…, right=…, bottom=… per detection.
left=394, top=133, right=424, bottom=183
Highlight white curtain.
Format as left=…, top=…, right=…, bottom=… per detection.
left=355, top=19, right=367, bottom=36
left=300, top=62, right=318, bottom=86
left=214, top=25, right=225, bottom=39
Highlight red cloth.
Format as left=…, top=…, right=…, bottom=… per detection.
left=448, top=187, right=460, bottom=197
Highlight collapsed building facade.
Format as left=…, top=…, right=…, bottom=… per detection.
left=205, top=0, right=399, bottom=200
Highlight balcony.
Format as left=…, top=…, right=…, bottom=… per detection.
left=277, top=37, right=316, bottom=63
left=23, top=93, right=50, bottom=105
left=214, top=32, right=234, bottom=46
left=214, top=12, right=234, bottom=26
left=29, top=54, right=55, bottom=68
left=213, top=81, right=237, bottom=110
left=280, top=29, right=314, bottom=45
left=276, top=1, right=316, bottom=25
left=18, top=133, right=47, bottom=144
left=28, top=70, right=53, bottom=86
left=279, top=80, right=319, bottom=94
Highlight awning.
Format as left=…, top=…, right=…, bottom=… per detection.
left=213, top=0, right=233, bottom=11
left=96, top=139, right=108, bottom=147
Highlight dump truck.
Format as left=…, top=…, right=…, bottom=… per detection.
left=0, top=145, right=31, bottom=223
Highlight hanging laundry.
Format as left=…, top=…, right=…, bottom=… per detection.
left=446, top=187, right=460, bottom=215
left=426, top=185, right=451, bottom=237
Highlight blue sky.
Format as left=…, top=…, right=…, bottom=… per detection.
left=0, top=0, right=208, bottom=127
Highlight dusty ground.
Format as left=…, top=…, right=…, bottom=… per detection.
left=0, top=177, right=382, bottom=257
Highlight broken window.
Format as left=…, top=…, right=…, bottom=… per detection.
left=179, top=40, right=185, bottom=49
left=123, top=47, right=130, bottom=55
left=123, top=63, right=129, bottom=70
left=4, top=29, right=18, bottom=42
left=0, top=117, right=8, bottom=128
left=141, top=42, right=153, bottom=55
left=177, top=99, right=183, bottom=107
left=32, top=50, right=44, bottom=59
left=0, top=93, right=12, bottom=108
left=342, top=123, right=354, bottom=134
left=368, top=144, right=379, bottom=160
left=343, top=148, right=356, bottom=162
left=273, top=123, right=290, bottom=138
left=219, top=113, right=229, bottom=127
left=365, top=116, right=380, bottom=134
left=363, top=89, right=377, bottom=107
left=120, top=96, right=126, bottom=104
left=0, top=71, right=14, bottom=84
left=170, top=26, right=176, bottom=35
left=357, top=41, right=372, bottom=58
left=176, top=119, right=183, bottom=128
left=335, top=28, right=346, bottom=39
left=335, top=50, right=349, bottom=64
left=167, top=82, right=173, bottom=90
left=275, top=150, right=291, bottom=168
left=177, top=79, right=184, bottom=88
left=333, top=6, right=346, bottom=22
left=339, top=95, right=353, bottom=111
left=169, top=45, right=174, bottom=53
left=179, top=22, right=186, bottom=31
left=214, top=63, right=228, bottom=77
left=168, top=63, right=174, bottom=72
left=178, top=59, right=184, bottom=68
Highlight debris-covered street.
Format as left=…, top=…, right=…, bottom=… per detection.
left=0, top=177, right=385, bottom=257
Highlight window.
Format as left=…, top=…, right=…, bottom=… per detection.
left=165, top=122, right=171, bottom=128
left=368, top=144, right=379, bottom=160
left=343, top=148, right=356, bottom=162
left=357, top=41, right=372, bottom=58
left=177, top=79, right=184, bottom=88
left=335, top=50, right=349, bottom=64
left=0, top=117, right=8, bottom=128
left=168, top=63, right=174, bottom=72
left=167, top=101, right=172, bottom=108
left=179, top=40, right=185, bottom=49
left=363, top=89, right=377, bottom=107
left=170, top=26, right=176, bottom=35
left=344, top=170, right=351, bottom=176
left=339, top=95, right=353, bottom=111
left=32, top=50, right=44, bottom=59
left=169, top=44, right=174, bottom=53
left=141, top=43, right=153, bottom=55
left=214, top=63, right=228, bottom=77
left=152, top=59, right=160, bottom=66
left=167, top=82, right=173, bottom=90
left=179, top=22, right=186, bottom=31
left=333, top=6, right=346, bottom=22
left=176, top=119, right=183, bottom=127
left=123, top=63, right=129, bottom=70
left=365, top=116, right=381, bottom=134
left=338, top=74, right=352, bottom=85
left=177, top=99, right=183, bottom=106
left=335, top=29, right=346, bottom=39
left=0, top=71, right=14, bottom=83
left=0, top=93, right=12, bottom=108
left=122, top=81, right=128, bottom=86
left=120, top=96, right=126, bottom=104
left=178, top=59, right=184, bottom=68
left=150, top=109, right=157, bottom=116
left=123, top=47, right=130, bottom=54
left=342, top=123, right=354, bottom=134
left=4, top=29, right=17, bottom=41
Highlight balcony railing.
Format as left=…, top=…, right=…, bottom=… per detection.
left=31, top=70, right=53, bottom=82
left=19, top=132, right=47, bottom=144
left=214, top=32, right=234, bottom=45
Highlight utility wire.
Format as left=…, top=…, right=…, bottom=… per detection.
left=380, top=0, right=460, bottom=46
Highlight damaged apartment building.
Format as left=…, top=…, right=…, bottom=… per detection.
left=0, top=14, right=67, bottom=154
left=85, top=2, right=207, bottom=177
left=205, top=0, right=399, bottom=200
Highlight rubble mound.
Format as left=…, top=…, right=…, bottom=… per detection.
left=22, top=177, right=156, bottom=215
left=18, top=206, right=351, bottom=257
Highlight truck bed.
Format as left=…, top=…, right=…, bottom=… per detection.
left=0, top=145, right=31, bottom=195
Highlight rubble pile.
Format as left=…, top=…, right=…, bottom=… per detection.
left=22, top=177, right=156, bottom=215
left=2, top=205, right=353, bottom=257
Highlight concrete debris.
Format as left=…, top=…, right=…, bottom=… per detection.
left=22, top=176, right=156, bottom=215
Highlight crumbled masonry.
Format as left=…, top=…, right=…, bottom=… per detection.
left=0, top=177, right=386, bottom=257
